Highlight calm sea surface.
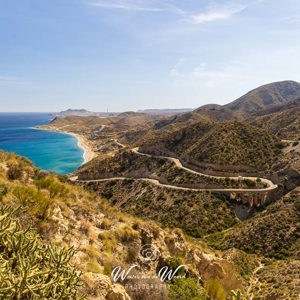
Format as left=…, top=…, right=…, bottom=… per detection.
left=0, top=113, right=83, bottom=174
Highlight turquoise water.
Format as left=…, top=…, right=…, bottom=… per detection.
left=0, top=113, right=84, bottom=174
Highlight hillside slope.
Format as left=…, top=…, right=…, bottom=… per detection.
left=224, top=80, right=300, bottom=115
left=206, top=194, right=300, bottom=299
left=46, top=112, right=170, bottom=134
left=206, top=196, right=299, bottom=259
left=140, top=120, right=281, bottom=171
left=249, top=105, right=300, bottom=140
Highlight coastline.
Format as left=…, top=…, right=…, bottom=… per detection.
left=64, top=131, right=96, bottom=165
left=33, top=126, right=96, bottom=165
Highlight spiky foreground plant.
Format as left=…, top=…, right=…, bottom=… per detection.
left=0, top=205, right=83, bottom=299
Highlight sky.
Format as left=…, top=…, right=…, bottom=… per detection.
left=1, top=0, right=300, bottom=112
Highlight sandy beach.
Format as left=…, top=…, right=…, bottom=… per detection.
left=33, top=126, right=96, bottom=164
left=66, top=132, right=96, bottom=164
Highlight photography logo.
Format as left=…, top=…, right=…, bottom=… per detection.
left=111, top=244, right=185, bottom=286
left=139, top=244, right=161, bottom=263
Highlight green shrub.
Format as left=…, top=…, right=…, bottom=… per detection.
left=157, top=192, right=167, bottom=201
left=99, top=218, right=112, bottom=230
left=163, top=257, right=185, bottom=278
left=13, top=186, right=52, bottom=220
left=243, top=179, right=256, bottom=188
left=35, top=176, right=69, bottom=198
left=115, top=226, right=139, bottom=243
left=103, top=265, right=112, bottom=276
left=205, top=279, right=227, bottom=300
left=185, top=226, right=204, bottom=238
left=168, top=278, right=206, bottom=300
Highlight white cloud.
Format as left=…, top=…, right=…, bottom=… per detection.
left=88, top=0, right=164, bottom=12
left=88, top=1, right=254, bottom=25
left=187, top=3, right=247, bottom=24
left=193, top=63, right=248, bottom=88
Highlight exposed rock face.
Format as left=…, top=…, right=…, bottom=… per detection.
left=229, top=191, right=271, bottom=207
left=164, top=230, right=186, bottom=256
left=270, top=160, right=300, bottom=199
left=81, top=273, right=111, bottom=299
left=187, top=250, right=242, bottom=293
left=107, top=284, right=131, bottom=300
left=81, top=273, right=131, bottom=300
left=143, top=227, right=242, bottom=295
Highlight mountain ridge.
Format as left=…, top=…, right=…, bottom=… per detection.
left=224, top=80, right=300, bottom=115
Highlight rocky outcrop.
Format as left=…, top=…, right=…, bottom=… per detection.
left=81, top=273, right=131, bottom=300
left=46, top=200, right=242, bottom=298
left=229, top=191, right=271, bottom=207
left=107, top=284, right=131, bottom=300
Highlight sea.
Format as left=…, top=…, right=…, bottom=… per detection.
left=0, top=113, right=84, bottom=175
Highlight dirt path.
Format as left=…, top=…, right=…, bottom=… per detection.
left=247, top=262, right=264, bottom=299
left=131, top=147, right=277, bottom=192
left=74, top=176, right=275, bottom=192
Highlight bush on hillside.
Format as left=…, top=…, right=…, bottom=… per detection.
left=12, top=186, right=53, bottom=220
left=7, top=163, right=23, bottom=180
left=35, top=175, right=69, bottom=198
left=168, top=278, right=206, bottom=300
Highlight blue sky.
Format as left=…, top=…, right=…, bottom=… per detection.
left=1, top=0, right=300, bottom=112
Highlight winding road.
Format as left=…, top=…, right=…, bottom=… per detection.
left=72, top=139, right=278, bottom=193
left=130, top=146, right=277, bottom=192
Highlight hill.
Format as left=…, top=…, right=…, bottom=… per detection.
left=47, top=115, right=115, bottom=131
left=249, top=99, right=300, bottom=140
left=137, top=108, right=194, bottom=114
left=76, top=149, right=263, bottom=190
left=151, top=107, right=239, bottom=132
left=135, top=80, right=300, bottom=137
left=206, top=195, right=299, bottom=259
left=119, top=108, right=241, bottom=147
left=140, top=120, right=281, bottom=171
left=252, top=97, right=300, bottom=116
left=46, top=81, right=300, bottom=149
left=224, top=80, right=300, bottom=115
left=46, top=112, right=169, bottom=132
left=54, top=108, right=115, bottom=117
